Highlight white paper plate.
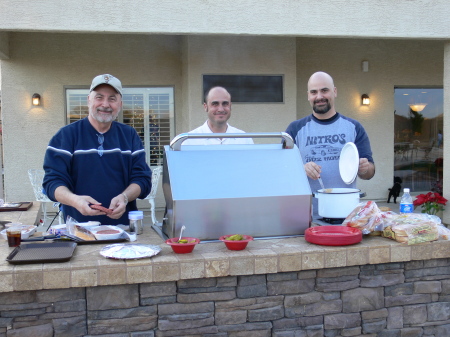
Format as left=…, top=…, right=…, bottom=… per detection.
left=339, top=142, right=359, bottom=184
left=100, top=243, right=161, bottom=260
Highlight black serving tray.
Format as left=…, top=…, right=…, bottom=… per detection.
left=6, top=241, right=77, bottom=264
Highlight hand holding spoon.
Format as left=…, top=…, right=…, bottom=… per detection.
left=318, top=177, right=333, bottom=193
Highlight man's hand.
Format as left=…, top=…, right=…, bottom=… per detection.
left=54, top=186, right=107, bottom=216
left=54, top=184, right=141, bottom=220
left=73, top=196, right=109, bottom=216
left=107, top=193, right=128, bottom=219
left=304, top=161, right=322, bottom=180
left=358, top=158, right=375, bottom=180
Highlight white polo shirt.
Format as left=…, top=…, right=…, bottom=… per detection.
left=182, top=121, right=254, bottom=145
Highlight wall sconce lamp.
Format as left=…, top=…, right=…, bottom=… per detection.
left=32, top=93, right=41, bottom=106
left=361, top=94, right=370, bottom=106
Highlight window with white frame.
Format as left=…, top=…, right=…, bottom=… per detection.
left=65, top=87, right=174, bottom=166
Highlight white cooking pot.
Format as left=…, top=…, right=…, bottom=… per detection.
left=313, top=188, right=366, bottom=219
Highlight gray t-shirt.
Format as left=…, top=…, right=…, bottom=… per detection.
left=285, top=113, right=374, bottom=216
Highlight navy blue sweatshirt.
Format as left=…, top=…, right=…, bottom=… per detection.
left=43, top=118, right=152, bottom=225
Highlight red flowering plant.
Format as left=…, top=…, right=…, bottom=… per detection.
left=413, top=192, right=448, bottom=215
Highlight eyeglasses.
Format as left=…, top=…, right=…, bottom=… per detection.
left=97, top=134, right=104, bottom=157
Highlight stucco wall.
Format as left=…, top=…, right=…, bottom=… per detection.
left=1, top=1, right=450, bottom=40
left=296, top=38, right=444, bottom=201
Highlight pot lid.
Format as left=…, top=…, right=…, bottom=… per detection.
left=339, top=142, right=359, bottom=184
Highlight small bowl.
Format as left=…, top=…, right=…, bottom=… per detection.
left=90, top=225, right=124, bottom=240
left=165, top=237, right=200, bottom=254
left=219, top=234, right=254, bottom=251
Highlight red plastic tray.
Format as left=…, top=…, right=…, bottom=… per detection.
left=305, top=226, right=362, bottom=246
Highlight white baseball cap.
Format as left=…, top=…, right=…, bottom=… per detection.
left=90, top=74, right=123, bottom=96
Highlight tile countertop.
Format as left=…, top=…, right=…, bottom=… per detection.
left=1, top=220, right=450, bottom=293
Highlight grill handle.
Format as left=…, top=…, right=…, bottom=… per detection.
left=170, top=132, right=295, bottom=151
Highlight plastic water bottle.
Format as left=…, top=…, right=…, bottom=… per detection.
left=399, top=188, right=413, bottom=214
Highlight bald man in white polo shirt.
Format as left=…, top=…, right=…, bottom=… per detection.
left=183, top=86, right=253, bottom=145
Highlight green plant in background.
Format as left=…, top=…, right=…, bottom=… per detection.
left=409, top=109, right=424, bottom=134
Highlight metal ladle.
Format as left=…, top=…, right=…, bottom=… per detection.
left=178, top=225, right=186, bottom=241
left=318, top=177, right=333, bottom=193
left=318, top=177, right=325, bottom=190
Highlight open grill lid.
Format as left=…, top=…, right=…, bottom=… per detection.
left=161, top=132, right=312, bottom=241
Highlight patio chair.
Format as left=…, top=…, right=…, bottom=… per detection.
left=145, top=166, right=163, bottom=225
left=28, top=169, right=63, bottom=225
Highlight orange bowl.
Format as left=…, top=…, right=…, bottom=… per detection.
left=219, top=235, right=254, bottom=251
left=165, top=237, right=200, bottom=254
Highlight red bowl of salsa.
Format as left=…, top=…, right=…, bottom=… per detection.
left=165, top=237, right=200, bottom=254
left=219, top=234, right=254, bottom=251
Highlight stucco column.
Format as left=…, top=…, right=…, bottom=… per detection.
left=443, top=42, right=450, bottom=225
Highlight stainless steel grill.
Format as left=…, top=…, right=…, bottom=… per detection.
left=161, top=132, right=312, bottom=241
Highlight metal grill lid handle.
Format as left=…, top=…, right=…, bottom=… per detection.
left=170, top=132, right=294, bottom=150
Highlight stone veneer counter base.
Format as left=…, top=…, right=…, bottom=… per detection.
left=1, top=222, right=450, bottom=336
left=1, top=225, right=450, bottom=293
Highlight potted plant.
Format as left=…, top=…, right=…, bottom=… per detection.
left=413, top=192, right=447, bottom=216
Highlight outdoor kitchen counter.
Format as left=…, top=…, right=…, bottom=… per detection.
left=1, top=222, right=450, bottom=294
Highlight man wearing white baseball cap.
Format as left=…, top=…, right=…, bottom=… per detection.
left=90, top=74, right=123, bottom=96
left=43, top=74, right=152, bottom=226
